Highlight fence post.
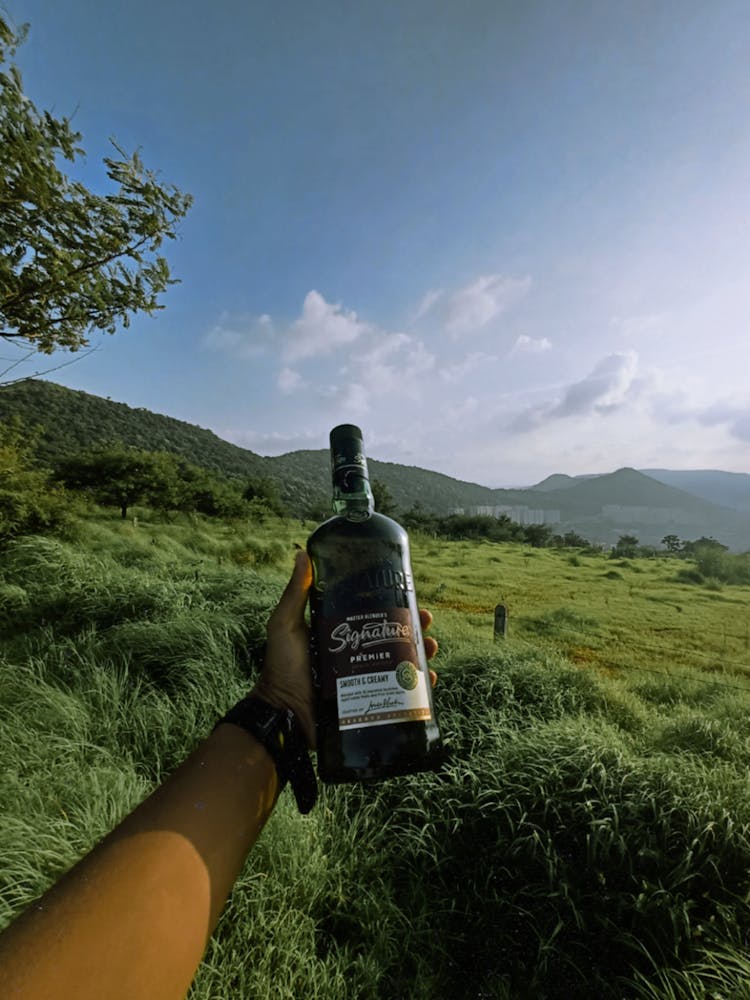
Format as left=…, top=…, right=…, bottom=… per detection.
left=494, top=604, right=508, bottom=641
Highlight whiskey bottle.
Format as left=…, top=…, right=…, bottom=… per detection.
left=307, top=424, right=445, bottom=783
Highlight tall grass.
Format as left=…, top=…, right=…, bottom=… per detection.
left=2, top=513, right=750, bottom=997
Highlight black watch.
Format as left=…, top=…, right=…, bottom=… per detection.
left=216, top=695, right=317, bottom=814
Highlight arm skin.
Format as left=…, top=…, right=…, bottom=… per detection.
left=0, top=551, right=438, bottom=1000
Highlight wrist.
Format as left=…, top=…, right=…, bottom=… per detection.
left=250, top=679, right=315, bottom=748
left=214, top=695, right=318, bottom=814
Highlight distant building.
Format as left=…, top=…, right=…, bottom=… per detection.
left=458, top=505, right=561, bottom=525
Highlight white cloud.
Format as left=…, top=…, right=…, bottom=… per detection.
left=284, top=290, right=370, bottom=362
left=512, top=351, right=640, bottom=430
left=439, top=352, right=497, bottom=383
left=730, top=412, right=750, bottom=442
left=336, top=334, right=436, bottom=403
left=417, top=273, right=532, bottom=335
left=696, top=400, right=750, bottom=442
left=552, top=351, right=639, bottom=417
left=317, top=380, right=371, bottom=417
left=513, top=334, right=552, bottom=354
left=413, top=289, right=444, bottom=323
left=357, top=332, right=411, bottom=366
left=609, top=313, right=665, bottom=341
left=202, top=312, right=274, bottom=359
left=277, top=367, right=304, bottom=394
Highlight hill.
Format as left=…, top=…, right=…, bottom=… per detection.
left=2, top=380, right=748, bottom=548
left=642, top=469, right=750, bottom=512
left=530, top=467, right=717, bottom=515
left=0, top=380, right=511, bottom=516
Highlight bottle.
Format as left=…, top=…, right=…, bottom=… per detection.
left=307, top=424, right=445, bottom=783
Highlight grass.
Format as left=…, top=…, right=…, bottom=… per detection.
left=2, top=509, right=750, bottom=997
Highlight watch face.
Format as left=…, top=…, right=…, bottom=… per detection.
left=247, top=698, right=291, bottom=740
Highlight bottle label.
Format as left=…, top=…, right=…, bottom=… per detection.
left=319, top=608, right=432, bottom=731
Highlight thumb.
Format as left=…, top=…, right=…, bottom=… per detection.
left=271, top=550, right=312, bottom=626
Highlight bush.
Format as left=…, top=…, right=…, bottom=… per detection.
left=0, top=420, right=75, bottom=544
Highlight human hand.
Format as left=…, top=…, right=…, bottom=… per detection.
left=252, top=550, right=439, bottom=748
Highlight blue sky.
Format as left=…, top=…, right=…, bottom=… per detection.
left=5, top=0, right=750, bottom=486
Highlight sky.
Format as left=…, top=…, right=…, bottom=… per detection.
left=4, top=0, right=750, bottom=487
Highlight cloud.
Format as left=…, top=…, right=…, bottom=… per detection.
left=511, top=351, right=640, bottom=431
left=317, top=380, right=371, bottom=417
left=284, top=290, right=370, bottom=362
left=551, top=351, right=639, bottom=418
left=202, top=312, right=274, bottom=359
left=609, top=313, right=665, bottom=341
left=729, top=412, right=750, bottom=442
left=439, top=351, right=497, bottom=383
left=413, top=289, right=444, bottom=323
left=330, top=334, right=436, bottom=407
left=696, top=401, right=750, bottom=442
left=649, top=390, right=750, bottom=444
left=277, top=367, right=304, bottom=394
left=513, top=334, right=552, bottom=354
left=416, top=273, right=531, bottom=335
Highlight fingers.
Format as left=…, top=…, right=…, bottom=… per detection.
left=270, top=550, right=312, bottom=627
left=420, top=608, right=438, bottom=686
left=419, top=608, right=437, bottom=660
left=419, top=608, right=433, bottom=632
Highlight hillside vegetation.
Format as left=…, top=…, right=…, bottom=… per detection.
left=0, top=380, right=510, bottom=516
left=2, top=502, right=750, bottom=998
left=5, top=379, right=749, bottom=549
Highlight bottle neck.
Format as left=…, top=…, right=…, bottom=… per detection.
left=329, top=424, right=374, bottom=521
left=332, top=470, right=374, bottom=521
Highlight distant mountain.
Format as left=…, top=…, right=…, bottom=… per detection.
left=530, top=473, right=578, bottom=492
left=531, top=473, right=596, bottom=492
left=2, top=380, right=749, bottom=549
left=641, top=469, right=750, bottom=513
left=531, top=467, right=716, bottom=515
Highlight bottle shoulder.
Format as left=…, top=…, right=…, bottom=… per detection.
left=307, top=510, right=407, bottom=545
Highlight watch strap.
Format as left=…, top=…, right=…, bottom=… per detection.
left=216, top=695, right=318, bottom=814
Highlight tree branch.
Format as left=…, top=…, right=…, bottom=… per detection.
left=0, top=346, right=99, bottom=387
left=1, top=233, right=153, bottom=309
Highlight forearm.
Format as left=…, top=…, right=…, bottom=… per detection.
left=0, top=723, right=279, bottom=1000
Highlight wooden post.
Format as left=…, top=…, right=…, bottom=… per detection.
left=494, top=604, right=508, bottom=640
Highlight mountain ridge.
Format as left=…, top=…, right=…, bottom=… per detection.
left=1, top=380, right=748, bottom=549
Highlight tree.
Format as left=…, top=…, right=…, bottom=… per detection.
left=0, top=17, right=192, bottom=361
left=242, top=476, right=286, bottom=517
left=56, top=446, right=181, bottom=519
left=176, top=463, right=247, bottom=518
left=681, top=536, right=728, bottom=557
left=0, top=416, right=73, bottom=542
left=611, top=534, right=639, bottom=558
left=523, top=523, right=552, bottom=548
left=371, top=478, right=397, bottom=517
left=401, top=501, right=437, bottom=535
left=661, top=534, right=682, bottom=554
left=562, top=530, right=589, bottom=548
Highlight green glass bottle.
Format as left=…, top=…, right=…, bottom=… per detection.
left=307, top=424, right=445, bottom=783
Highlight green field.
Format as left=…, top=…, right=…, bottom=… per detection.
left=2, top=509, right=750, bottom=998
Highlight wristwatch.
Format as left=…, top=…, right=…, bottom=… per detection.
left=216, top=695, right=318, bottom=814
